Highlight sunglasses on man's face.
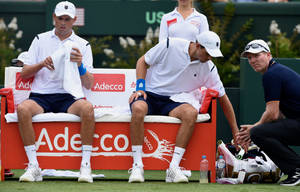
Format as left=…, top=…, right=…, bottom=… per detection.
left=245, top=43, right=269, bottom=52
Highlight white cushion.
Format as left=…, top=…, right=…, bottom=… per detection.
left=5, top=112, right=210, bottom=124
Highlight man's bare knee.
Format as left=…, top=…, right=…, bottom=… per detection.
left=181, top=108, right=198, bottom=122
left=79, top=101, right=94, bottom=118
left=131, top=102, right=147, bottom=118
left=17, top=102, right=34, bottom=117
left=17, top=103, right=27, bottom=114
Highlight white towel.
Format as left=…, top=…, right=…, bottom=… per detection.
left=93, top=106, right=131, bottom=119
left=41, top=169, right=105, bottom=178
left=50, top=40, right=84, bottom=99
left=170, top=88, right=203, bottom=112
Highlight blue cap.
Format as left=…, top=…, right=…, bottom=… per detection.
left=219, top=155, right=223, bottom=159
left=202, top=155, right=206, bottom=159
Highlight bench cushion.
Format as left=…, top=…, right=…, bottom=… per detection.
left=5, top=112, right=210, bottom=123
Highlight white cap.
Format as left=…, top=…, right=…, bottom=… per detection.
left=54, top=1, right=76, bottom=19
left=241, top=39, right=270, bottom=57
left=17, top=51, right=28, bottom=63
left=196, top=31, right=223, bottom=57
left=11, top=51, right=28, bottom=65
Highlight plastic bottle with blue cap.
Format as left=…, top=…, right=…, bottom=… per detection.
left=199, top=155, right=209, bottom=183
left=216, top=155, right=226, bottom=180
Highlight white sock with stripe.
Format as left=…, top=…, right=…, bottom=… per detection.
left=170, top=146, right=186, bottom=168
left=24, top=145, right=39, bottom=166
left=81, top=145, right=92, bottom=167
left=132, top=145, right=143, bottom=167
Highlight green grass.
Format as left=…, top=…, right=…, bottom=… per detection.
left=0, top=170, right=299, bottom=192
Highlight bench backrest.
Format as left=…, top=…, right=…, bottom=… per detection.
left=4, top=67, right=136, bottom=112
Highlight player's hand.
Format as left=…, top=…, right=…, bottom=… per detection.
left=236, top=125, right=253, bottom=152
left=42, top=56, right=54, bottom=70
left=70, top=47, right=83, bottom=66
left=129, top=91, right=147, bottom=103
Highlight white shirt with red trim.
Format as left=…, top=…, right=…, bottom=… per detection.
left=25, top=29, right=93, bottom=94
left=159, top=8, right=209, bottom=42
left=144, top=38, right=225, bottom=97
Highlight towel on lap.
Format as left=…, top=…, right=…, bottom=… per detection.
left=50, top=40, right=84, bottom=99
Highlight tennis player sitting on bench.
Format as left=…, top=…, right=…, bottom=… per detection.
left=128, top=31, right=239, bottom=183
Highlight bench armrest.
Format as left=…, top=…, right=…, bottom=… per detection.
left=0, top=88, right=15, bottom=113
left=200, top=89, right=219, bottom=114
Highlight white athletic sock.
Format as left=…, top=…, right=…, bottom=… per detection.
left=24, top=145, right=38, bottom=166
left=132, top=145, right=143, bottom=167
left=81, top=145, right=92, bottom=167
left=170, top=146, right=186, bottom=168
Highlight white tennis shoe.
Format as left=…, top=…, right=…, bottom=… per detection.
left=78, top=164, right=93, bottom=183
left=165, top=165, right=188, bottom=183
left=19, top=163, right=42, bottom=182
left=128, top=164, right=144, bottom=183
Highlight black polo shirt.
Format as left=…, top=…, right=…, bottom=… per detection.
left=263, top=59, right=300, bottom=119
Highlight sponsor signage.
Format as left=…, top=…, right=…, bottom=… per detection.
left=35, top=126, right=174, bottom=162
left=92, top=74, right=125, bottom=92
left=15, top=72, right=33, bottom=90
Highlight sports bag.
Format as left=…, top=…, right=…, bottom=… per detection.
left=217, top=140, right=281, bottom=183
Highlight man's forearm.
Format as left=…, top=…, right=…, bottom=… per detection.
left=218, top=95, right=239, bottom=136
left=254, top=110, right=275, bottom=126
left=80, top=71, right=94, bottom=90
left=21, top=63, right=44, bottom=79
left=255, top=101, right=281, bottom=126
left=136, top=56, right=147, bottom=80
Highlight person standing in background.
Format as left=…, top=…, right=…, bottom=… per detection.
left=159, top=0, right=209, bottom=42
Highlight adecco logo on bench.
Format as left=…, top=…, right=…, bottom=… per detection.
left=35, top=127, right=174, bottom=162
left=92, top=74, right=125, bottom=92
left=15, top=72, right=34, bottom=90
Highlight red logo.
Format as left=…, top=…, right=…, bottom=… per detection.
left=92, top=74, right=125, bottom=92
left=167, top=18, right=177, bottom=27
left=15, top=72, right=34, bottom=90
left=190, top=20, right=200, bottom=27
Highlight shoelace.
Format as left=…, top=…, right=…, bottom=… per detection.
left=168, top=167, right=183, bottom=177
left=23, top=166, right=40, bottom=178
left=24, top=164, right=38, bottom=172
left=128, top=166, right=143, bottom=174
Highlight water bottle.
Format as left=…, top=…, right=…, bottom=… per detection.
left=199, top=155, right=209, bottom=183
left=216, top=155, right=226, bottom=179
left=237, top=165, right=246, bottom=184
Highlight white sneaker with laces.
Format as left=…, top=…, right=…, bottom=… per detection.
left=78, top=165, right=93, bottom=183
left=165, top=166, right=188, bottom=183
left=128, top=164, right=144, bottom=183
left=19, top=164, right=42, bottom=182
